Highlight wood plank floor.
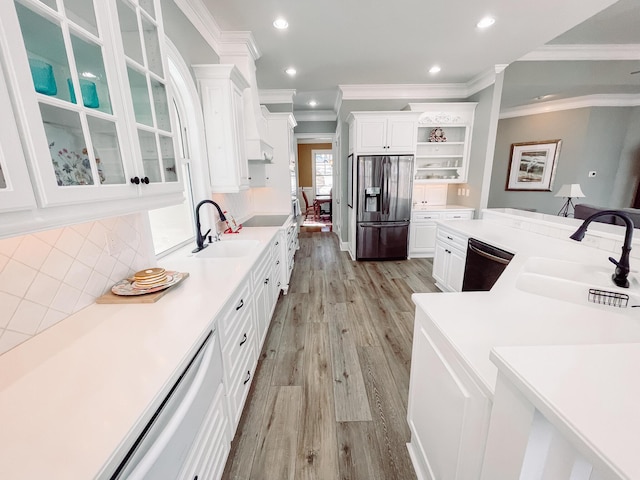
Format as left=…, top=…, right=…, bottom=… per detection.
left=221, top=232, right=439, bottom=480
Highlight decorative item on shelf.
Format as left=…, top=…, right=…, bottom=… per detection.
left=429, top=127, right=447, bottom=142
left=555, top=183, right=585, bottom=217
left=67, top=78, right=99, bottom=108
left=506, top=139, right=562, bottom=191
left=49, top=141, right=95, bottom=186
left=28, top=58, right=57, bottom=95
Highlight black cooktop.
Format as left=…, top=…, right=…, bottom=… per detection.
left=241, top=215, right=290, bottom=227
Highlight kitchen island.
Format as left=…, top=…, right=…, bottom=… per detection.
left=408, top=209, right=640, bottom=480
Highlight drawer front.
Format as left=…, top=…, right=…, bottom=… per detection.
left=221, top=303, right=255, bottom=384
left=412, top=211, right=442, bottom=222
left=436, top=227, right=468, bottom=250
left=227, top=338, right=257, bottom=427
left=218, top=280, right=252, bottom=342
left=443, top=210, right=473, bottom=220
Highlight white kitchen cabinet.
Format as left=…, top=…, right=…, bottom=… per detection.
left=0, top=0, right=181, bottom=207
left=407, top=308, right=491, bottom=480
left=0, top=60, right=36, bottom=213
left=348, top=112, right=418, bottom=154
left=217, top=277, right=257, bottom=430
left=412, top=184, right=447, bottom=208
left=280, top=220, right=298, bottom=293
left=409, top=103, right=477, bottom=184
left=409, top=211, right=441, bottom=258
left=193, top=64, right=250, bottom=193
left=269, top=234, right=283, bottom=311
left=252, top=244, right=272, bottom=352
left=432, top=224, right=468, bottom=291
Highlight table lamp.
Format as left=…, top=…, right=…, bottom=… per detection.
left=555, top=183, right=585, bottom=217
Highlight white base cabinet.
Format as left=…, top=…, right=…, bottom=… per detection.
left=432, top=224, right=468, bottom=292
left=409, top=208, right=473, bottom=258
left=407, top=308, right=491, bottom=480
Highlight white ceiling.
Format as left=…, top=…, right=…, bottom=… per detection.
left=201, top=0, right=640, bottom=114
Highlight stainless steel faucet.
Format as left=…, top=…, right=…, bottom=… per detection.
left=192, top=200, right=227, bottom=253
left=570, top=210, right=634, bottom=288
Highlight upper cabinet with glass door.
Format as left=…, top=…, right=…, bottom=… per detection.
left=0, top=0, right=180, bottom=208
left=0, top=59, right=37, bottom=213
left=114, top=0, right=180, bottom=195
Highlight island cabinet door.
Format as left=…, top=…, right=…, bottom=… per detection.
left=407, top=311, right=491, bottom=480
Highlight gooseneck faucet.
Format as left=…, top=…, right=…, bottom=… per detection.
left=192, top=200, right=226, bottom=253
left=569, top=210, right=634, bottom=288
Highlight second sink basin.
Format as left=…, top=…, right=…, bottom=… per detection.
left=195, top=239, right=261, bottom=258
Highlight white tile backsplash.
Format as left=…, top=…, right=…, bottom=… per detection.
left=0, top=213, right=155, bottom=356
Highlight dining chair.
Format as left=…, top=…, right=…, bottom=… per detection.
left=301, top=190, right=318, bottom=220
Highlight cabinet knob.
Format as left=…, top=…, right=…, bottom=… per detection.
left=142, top=176, right=150, bottom=184
left=130, top=176, right=140, bottom=185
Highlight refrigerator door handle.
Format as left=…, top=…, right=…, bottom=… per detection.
left=384, top=157, right=390, bottom=215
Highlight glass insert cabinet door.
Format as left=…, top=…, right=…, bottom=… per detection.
left=0, top=57, right=37, bottom=213
left=116, top=0, right=178, bottom=188
left=2, top=0, right=178, bottom=207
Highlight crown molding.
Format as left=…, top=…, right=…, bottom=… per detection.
left=172, top=0, right=222, bottom=54
left=519, top=44, right=640, bottom=61
left=339, top=65, right=508, bottom=102
left=339, top=83, right=469, bottom=100
left=295, top=133, right=335, bottom=144
left=259, top=89, right=296, bottom=104
left=334, top=88, right=344, bottom=113
left=294, top=110, right=337, bottom=122
left=218, top=31, right=261, bottom=60
left=500, top=93, right=640, bottom=119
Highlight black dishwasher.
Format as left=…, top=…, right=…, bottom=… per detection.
left=461, top=238, right=514, bottom=291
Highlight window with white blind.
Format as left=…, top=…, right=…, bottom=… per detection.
left=313, top=149, right=333, bottom=196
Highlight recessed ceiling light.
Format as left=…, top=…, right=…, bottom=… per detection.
left=429, top=65, right=441, bottom=74
left=308, top=100, right=317, bottom=107
left=285, top=67, right=296, bottom=76
left=476, top=16, right=495, bottom=29
left=273, top=18, right=288, bottom=29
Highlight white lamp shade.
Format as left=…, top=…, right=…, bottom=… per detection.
left=554, top=183, right=585, bottom=198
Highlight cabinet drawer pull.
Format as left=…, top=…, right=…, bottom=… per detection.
left=243, top=370, right=251, bottom=385
left=275, top=241, right=279, bottom=246
left=276, top=260, right=280, bottom=265
left=277, top=281, right=281, bottom=287
left=239, top=333, right=248, bottom=346
left=264, top=278, right=269, bottom=285
left=447, top=236, right=453, bottom=240
left=235, top=299, right=244, bottom=311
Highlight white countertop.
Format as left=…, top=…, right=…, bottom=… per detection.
left=412, top=218, right=640, bottom=397
left=412, top=204, right=474, bottom=212
left=491, top=343, right=640, bottom=479
left=0, top=224, right=285, bottom=479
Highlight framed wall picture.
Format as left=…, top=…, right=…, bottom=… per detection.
left=506, top=139, right=562, bottom=191
left=347, top=154, right=353, bottom=208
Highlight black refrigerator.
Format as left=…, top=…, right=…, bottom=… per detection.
left=356, top=155, right=413, bottom=260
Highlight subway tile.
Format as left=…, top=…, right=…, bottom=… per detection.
left=41, top=248, right=74, bottom=281
left=0, top=292, right=20, bottom=329
left=55, top=228, right=85, bottom=258
left=13, top=235, right=52, bottom=270
left=0, top=260, right=37, bottom=298
left=25, top=272, right=60, bottom=307
left=64, top=261, right=92, bottom=291
left=0, top=330, right=31, bottom=356
left=8, top=299, right=47, bottom=335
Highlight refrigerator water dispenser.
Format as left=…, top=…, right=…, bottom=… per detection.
left=365, top=187, right=381, bottom=212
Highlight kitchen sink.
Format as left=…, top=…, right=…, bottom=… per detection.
left=194, top=239, right=261, bottom=258
left=516, top=257, right=640, bottom=310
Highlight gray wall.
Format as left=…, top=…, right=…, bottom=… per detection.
left=611, top=106, right=640, bottom=207
left=162, top=0, right=219, bottom=78
left=293, top=120, right=337, bottom=134
left=456, top=84, right=496, bottom=209
left=488, top=106, right=633, bottom=213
